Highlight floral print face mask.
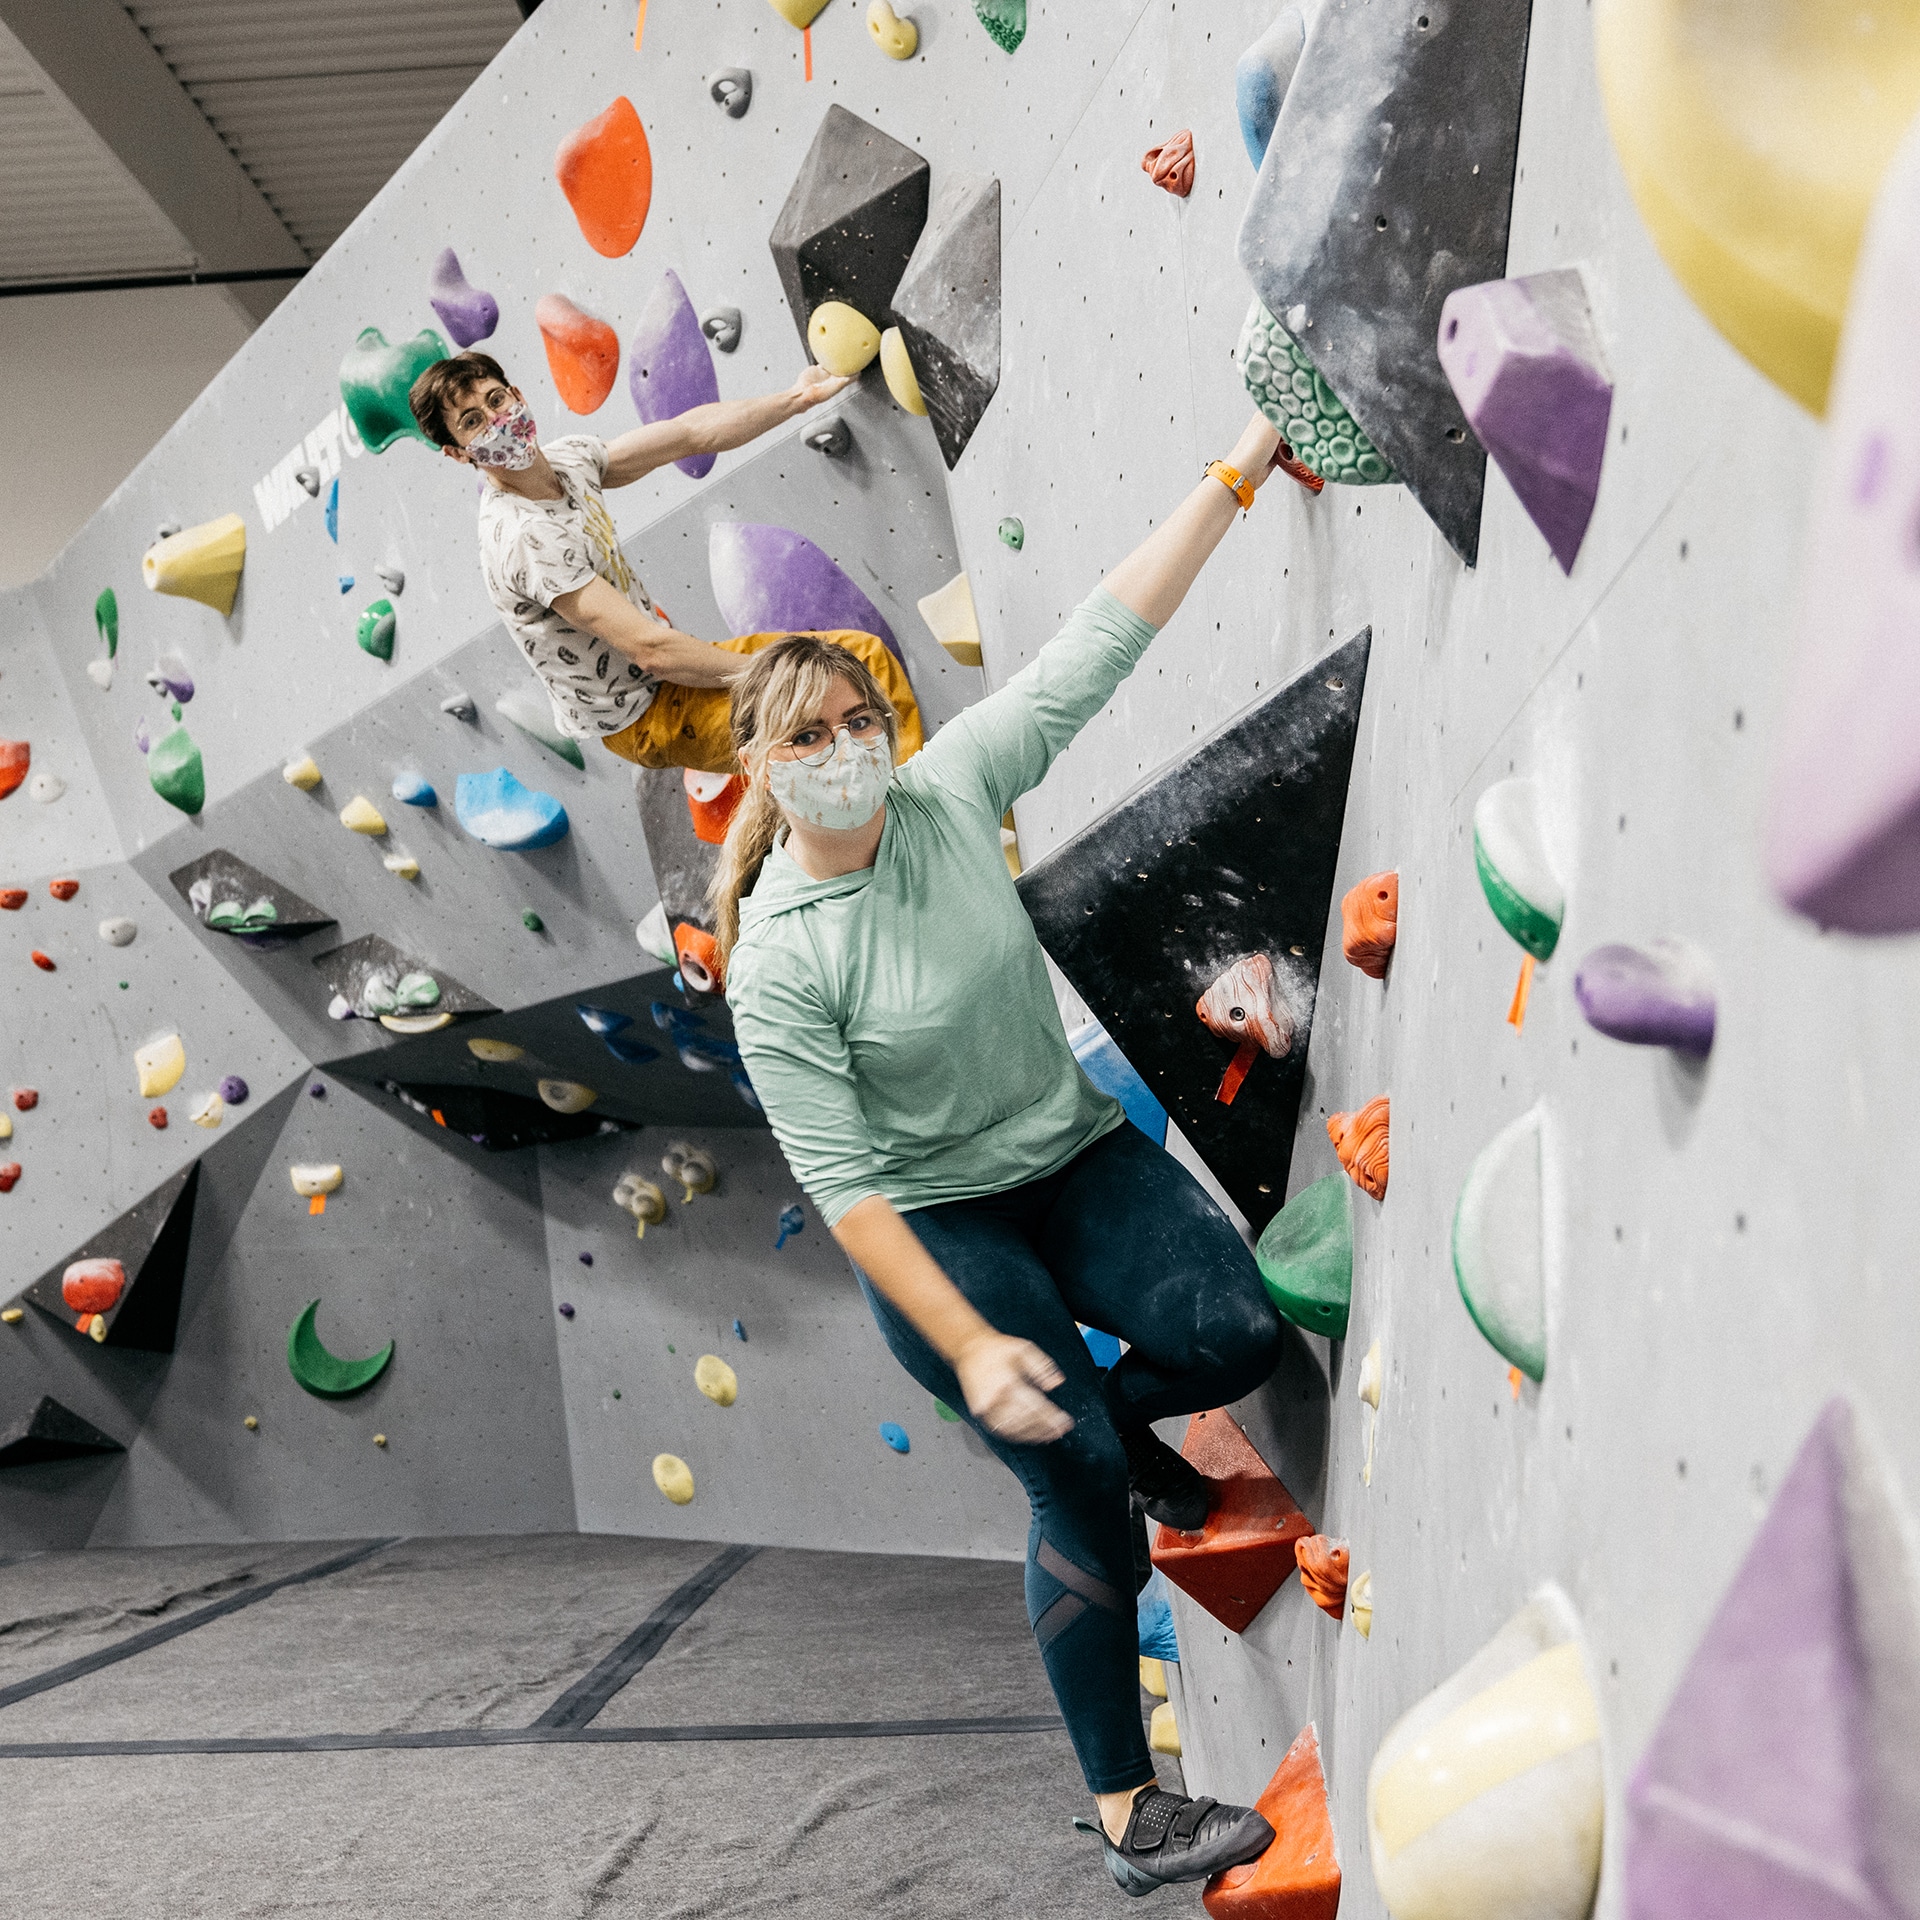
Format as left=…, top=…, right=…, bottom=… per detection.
left=465, top=401, right=539, bottom=471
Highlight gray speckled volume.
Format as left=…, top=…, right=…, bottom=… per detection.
left=893, top=174, right=1002, bottom=471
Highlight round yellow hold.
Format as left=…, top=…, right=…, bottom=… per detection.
left=188, top=1091, right=224, bottom=1130
left=283, top=756, right=322, bottom=790
left=1350, top=1569, right=1374, bottom=1638
left=135, top=1034, right=187, bottom=1099
left=879, top=327, right=928, bottom=415
left=652, top=1452, right=696, bottom=1505
left=808, top=301, right=882, bottom=376
left=244, top=1415, right=259, bottom=1430
left=289, top=1163, right=344, bottom=1197
left=88, top=1314, right=107, bottom=1344
left=1148, top=1701, right=1181, bottom=1756
left=339, top=796, right=387, bottom=836
left=467, top=1038, right=526, bottom=1063
left=383, top=852, right=420, bottom=880
left=374, top=1433, right=388, bottom=1448
left=694, top=1355, right=738, bottom=1406
left=379, top=1011, right=452, bottom=1035
left=867, top=0, right=918, bottom=60
left=538, top=1079, right=597, bottom=1114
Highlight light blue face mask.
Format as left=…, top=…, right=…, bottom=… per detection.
left=766, top=725, right=893, bottom=831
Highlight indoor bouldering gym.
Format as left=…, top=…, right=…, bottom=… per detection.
left=0, top=0, right=1912, bottom=1915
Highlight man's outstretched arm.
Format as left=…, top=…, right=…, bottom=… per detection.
left=600, top=364, right=850, bottom=486
left=550, top=576, right=746, bottom=688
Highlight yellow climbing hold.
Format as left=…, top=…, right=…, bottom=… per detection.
left=1, top=1306, right=23, bottom=1326
left=652, top=1452, right=695, bottom=1504
left=188, top=1090, right=224, bottom=1129
left=244, top=1414, right=259, bottom=1430
left=374, top=1433, right=388, bottom=1447
left=614, top=1172, right=668, bottom=1236
left=694, top=1354, right=738, bottom=1406
left=383, top=851, right=420, bottom=880
left=143, top=512, right=246, bottom=616
left=339, top=796, right=387, bottom=836
left=134, top=1034, right=186, bottom=1098
left=808, top=300, right=882, bottom=376
left=379, top=1011, right=452, bottom=1035
left=1351, top=1569, right=1374, bottom=1637
left=867, top=0, right=918, bottom=58
left=467, top=1038, right=526, bottom=1063
left=1138, top=1656, right=1168, bottom=1699
left=283, top=756, right=322, bottom=790
left=88, top=1314, right=108, bottom=1343
left=767, top=0, right=831, bottom=26
left=880, top=325, right=928, bottom=414
left=1594, top=0, right=1920, bottom=414
left=0, top=1114, right=11, bottom=1141
left=289, top=1163, right=344, bottom=1196
left=916, top=571, right=983, bottom=667
left=1149, top=1702, right=1182, bottom=1756
left=1357, top=1340, right=1383, bottom=1410
left=538, top=1079, right=598, bottom=1114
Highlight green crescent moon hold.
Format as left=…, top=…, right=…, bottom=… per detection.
left=287, top=1299, right=394, bottom=1398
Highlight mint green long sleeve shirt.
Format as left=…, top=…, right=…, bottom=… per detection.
left=726, top=588, right=1159, bottom=1226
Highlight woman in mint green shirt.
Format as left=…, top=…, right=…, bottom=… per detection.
left=717, top=416, right=1293, bottom=1896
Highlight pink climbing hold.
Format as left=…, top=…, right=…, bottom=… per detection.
left=1436, top=269, right=1612, bottom=574
left=627, top=269, right=721, bottom=478
left=1142, top=129, right=1195, bottom=197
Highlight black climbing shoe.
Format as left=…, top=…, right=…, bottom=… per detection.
left=1121, top=1427, right=1213, bottom=1533
left=1074, top=1789, right=1275, bottom=1896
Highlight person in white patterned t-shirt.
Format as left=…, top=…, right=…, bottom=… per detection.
left=408, top=351, right=923, bottom=774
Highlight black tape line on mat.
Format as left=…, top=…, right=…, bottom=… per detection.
left=530, top=1542, right=760, bottom=1731
left=0, top=1538, right=403, bottom=1713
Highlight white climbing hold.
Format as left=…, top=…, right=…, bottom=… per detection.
left=29, top=773, right=64, bottom=804
left=1357, top=1341, right=1383, bottom=1410
left=636, top=900, right=677, bottom=967
left=440, top=690, right=476, bottom=720
left=134, top=1034, right=186, bottom=1098
left=468, top=1037, right=527, bottom=1062
left=538, top=1079, right=598, bottom=1114
left=289, top=1164, right=344, bottom=1196
left=495, top=686, right=586, bottom=767
left=917, top=571, right=983, bottom=667
left=86, top=659, right=114, bottom=690
left=339, top=795, right=387, bottom=835
left=283, top=755, right=323, bottom=789
left=1350, top=1569, right=1374, bottom=1637
left=189, top=1090, right=224, bottom=1129
left=652, top=1453, right=695, bottom=1504
left=376, top=566, right=405, bottom=594
left=98, top=918, right=137, bottom=946
left=1453, top=1103, right=1548, bottom=1383
left=383, top=851, right=421, bottom=880
left=694, top=1355, right=739, bottom=1406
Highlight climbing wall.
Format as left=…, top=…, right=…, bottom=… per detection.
left=8, top=0, right=1920, bottom=1913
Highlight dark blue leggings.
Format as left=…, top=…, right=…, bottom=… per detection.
left=856, top=1122, right=1284, bottom=1794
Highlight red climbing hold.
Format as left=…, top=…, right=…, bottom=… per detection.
left=147, top=1107, right=169, bottom=1130
left=0, top=890, right=25, bottom=911
left=61, top=1258, right=126, bottom=1317
left=13, top=1089, right=38, bottom=1111
left=555, top=97, right=653, bottom=258
left=0, top=1164, right=19, bottom=1192
left=1142, top=129, right=1196, bottom=197
left=1201, top=1724, right=1341, bottom=1919
left=1149, top=1408, right=1312, bottom=1634
left=536, top=294, right=621, bottom=415
left=48, top=878, right=79, bottom=901
left=0, top=740, right=27, bottom=801
left=1276, top=441, right=1326, bottom=495
left=29, top=951, right=54, bottom=973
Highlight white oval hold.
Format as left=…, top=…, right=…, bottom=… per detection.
left=289, top=1163, right=344, bottom=1196
left=98, top=918, right=137, bottom=947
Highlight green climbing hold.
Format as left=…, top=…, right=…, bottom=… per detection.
left=522, top=909, right=545, bottom=932
left=1253, top=1172, right=1353, bottom=1341
left=934, top=1398, right=962, bottom=1422
left=1235, top=298, right=1395, bottom=487
left=972, top=0, right=1025, bottom=52
left=287, top=1298, right=395, bottom=1398
left=356, top=598, right=397, bottom=662
left=206, top=897, right=278, bottom=934
left=998, top=517, right=1024, bottom=550
left=1452, top=1104, right=1547, bottom=1382
left=339, top=326, right=449, bottom=455
left=1472, top=778, right=1564, bottom=961
left=496, top=687, right=588, bottom=769
left=95, top=588, right=118, bottom=657
left=148, top=725, right=205, bottom=816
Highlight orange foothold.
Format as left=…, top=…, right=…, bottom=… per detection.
left=536, top=293, right=621, bottom=414
left=1294, top=1534, right=1350, bottom=1620
left=48, top=878, right=79, bottom=902
left=1327, top=1095, right=1389, bottom=1200
left=1201, top=1723, right=1340, bottom=1918
left=0, top=1163, right=19, bottom=1192
left=30, top=951, right=54, bottom=972
left=632, top=0, right=647, bottom=48
left=309, top=1194, right=326, bottom=1216
left=674, top=922, right=725, bottom=994
left=1143, top=128, right=1196, bottom=197
left=147, top=1106, right=168, bottom=1129
left=804, top=25, right=813, bottom=79
left=1508, top=1364, right=1524, bottom=1401
left=1276, top=440, right=1326, bottom=494
left=1506, top=951, right=1536, bottom=1029
left=1341, top=870, right=1399, bottom=978
left=554, top=96, right=653, bottom=258
left=0, top=890, right=24, bottom=910
left=1215, top=1038, right=1260, bottom=1106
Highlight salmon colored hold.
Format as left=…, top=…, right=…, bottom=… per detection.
left=1196, top=953, right=1295, bottom=1057
left=554, top=97, right=654, bottom=257
left=62, top=1258, right=126, bottom=1317
left=1276, top=440, right=1327, bottom=495
left=536, top=294, right=621, bottom=414
left=13, top=1089, right=37, bottom=1111
left=1294, top=1534, right=1350, bottom=1619
left=0, top=890, right=24, bottom=910
left=1327, top=1094, right=1389, bottom=1200
left=48, top=878, right=79, bottom=901
left=1341, top=870, right=1399, bottom=977
left=0, top=1164, right=19, bottom=1192
left=1202, top=1723, right=1341, bottom=1919
left=30, top=951, right=54, bottom=972
left=148, top=1106, right=168, bottom=1130
left=1143, top=128, right=1196, bottom=197
left=0, top=740, right=27, bottom=801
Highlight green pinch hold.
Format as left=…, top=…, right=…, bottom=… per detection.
left=339, top=325, right=449, bottom=455
left=363, top=969, right=441, bottom=1017
left=1235, top=298, right=1394, bottom=486
left=1471, top=778, right=1564, bottom=961
left=357, top=598, right=397, bottom=662
left=206, top=896, right=279, bottom=934
left=148, top=724, right=205, bottom=816
left=934, top=1398, right=962, bottom=1422
left=1253, top=1172, right=1354, bottom=1341
left=1452, top=1103, right=1547, bottom=1383
left=522, top=909, right=545, bottom=932
left=287, top=1299, right=395, bottom=1398
left=997, top=516, right=1025, bottom=550
left=973, top=0, right=1025, bottom=52
left=95, top=588, right=118, bottom=658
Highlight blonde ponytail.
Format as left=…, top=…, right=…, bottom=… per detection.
left=710, top=635, right=899, bottom=965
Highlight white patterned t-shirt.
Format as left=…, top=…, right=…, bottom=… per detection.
left=476, top=436, right=660, bottom=739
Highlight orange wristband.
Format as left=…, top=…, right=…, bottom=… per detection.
left=1206, top=459, right=1254, bottom=510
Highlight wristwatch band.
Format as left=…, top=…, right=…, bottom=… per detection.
left=1206, top=459, right=1254, bottom=510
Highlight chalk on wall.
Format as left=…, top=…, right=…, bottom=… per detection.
left=893, top=174, right=1002, bottom=470
left=627, top=270, right=720, bottom=477
left=427, top=247, right=499, bottom=347
left=340, top=327, right=449, bottom=454
left=495, top=686, right=588, bottom=768
left=1452, top=1103, right=1547, bottom=1382
left=143, top=514, right=246, bottom=616
left=555, top=97, right=653, bottom=258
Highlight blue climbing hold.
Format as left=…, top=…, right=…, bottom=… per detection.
left=1080, top=1324, right=1123, bottom=1370
left=775, top=1203, right=805, bottom=1251
left=391, top=771, right=437, bottom=807
left=732, top=1318, right=748, bottom=1342
left=1137, top=1569, right=1181, bottom=1660
left=577, top=1003, right=632, bottom=1036
left=338, top=575, right=354, bottom=593
left=1235, top=9, right=1307, bottom=169
left=879, top=1422, right=911, bottom=1454
left=1069, top=1021, right=1168, bottom=1147
left=604, top=1034, right=660, bottom=1066
left=454, top=767, right=570, bottom=850
left=325, top=477, right=339, bottom=542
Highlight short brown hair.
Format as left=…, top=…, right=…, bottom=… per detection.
left=409, top=351, right=511, bottom=449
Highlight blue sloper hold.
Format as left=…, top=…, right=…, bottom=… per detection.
left=453, top=768, right=570, bottom=850
left=325, top=479, right=339, bottom=542
left=879, top=1422, right=911, bottom=1454
left=577, top=1003, right=633, bottom=1036
left=1137, top=1569, right=1181, bottom=1660
left=1068, top=1020, right=1168, bottom=1147
left=732, top=1318, right=747, bottom=1341
left=1236, top=9, right=1307, bottom=168
left=604, top=1034, right=661, bottom=1066
left=775, top=1203, right=804, bottom=1250
left=1080, top=1323, right=1123, bottom=1370
left=391, top=772, right=437, bottom=807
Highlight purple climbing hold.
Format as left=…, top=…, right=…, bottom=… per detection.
left=1436, top=269, right=1613, bottom=574
left=427, top=247, right=500, bottom=348
left=1572, top=940, right=1714, bottom=1057
left=133, top=717, right=152, bottom=755
left=627, top=269, right=720, bottom=479
left=578, top=1252, right=593, bottom=1266
left=558, top=1302, right=576, bottom=1319
left=218, top=1075, right=250, bottom=1105
left=708, top=523, right=901, bottom=662
left=309, top=1081, right=326, bottom=1098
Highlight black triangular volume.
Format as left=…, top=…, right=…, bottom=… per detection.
left=1017, top=631, right=1371, bottom=1234
left=893, top=174, right=1001, bottom=470
left=19, top=1161, right=201, bottom=1353
left=168, top=848, right=336, bottom=941
left=309, top=933, right=497, bottom=1020
left=0, top=1395, right=125, bottom=1467
left=1236, top=0, right=1535, bottom=565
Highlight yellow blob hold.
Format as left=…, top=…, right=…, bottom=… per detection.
left=89, top=1314, right=108, bottom=1343
left=188, top=1091, right=224, bottom=1130
left=1138, top=1656, right=1168, bottom=1699
left=867, top=0, right=918, bottom=58
left=879, top=325, right=928, bottom=413
left=808, top=300, right=882, bottom=376
left=282, top=756, right=322, bottom=790
left=916, top=571, right=982, bottom=667
left=135, top=1034, right=186, bottom=1098
left=289, top=1163, right=344, bottom=1197
left=244, top=1415, right=259, bottom=1430
left=1357, top=1339, right=1383, bottom=1410
left=374, top=1433, right=388, bottom=1447
left=379, top=1011, right=452, bottom=1034
left=1351, top=1569, right=1373, bottom=1638
left=0, top=1113, right=11, bottom=1140
left=767, top=0, right=831, bottom=25
left=1148, top=1701, right=1182, bottom=1756
left=143, top=512, right=246, bottom=616
left=1, top=1306, right=24, bottom=1326
left=614, top=1172, right=669, bottom=1236
left=539, top=1079, right=598, bottom=1114
left=383, top=852, right=420, bottom=880
left=652, top=1452, right=696, bottom=1504
left=339, top=796, right=387, bottom=836
left=467, top=1038, right=526, bottom=1063
left=694, top=1354, right=738, bottom=1406
left=1594, top=0, right=1920, bottom=414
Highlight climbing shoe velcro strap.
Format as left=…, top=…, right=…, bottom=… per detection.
left=1168, top=1797, right=1217, bottom=1846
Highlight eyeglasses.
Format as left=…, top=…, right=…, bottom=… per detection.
left=773, top=712, right=885, bottom=767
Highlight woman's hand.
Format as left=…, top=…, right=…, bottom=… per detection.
left=1228, top=413, right=1285, bottom=492
left=955, top=1331, right=1075, bottom=1444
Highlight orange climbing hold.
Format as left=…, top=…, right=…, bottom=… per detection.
left=1201, top=1724, right=1341, bottom=1919
left=536, top=294, right=620, bottom=414
left=1327, top=1095, right=1389, bottom=1200
left=48, top=878, right=79, bottom=901
left=1506, top=951, right=1536, bottom=1029
left=13, top=1090, right=38, bottom=1111
left=685, top=770, right=745, bottom=845
left=1143, top=129, right=1196, bottom=197
left=148, top=1107, right=168, bottom=1130
left=674, top=922, right=725, bottom=994
left=0, top=740, right=28, bottom=801
left=555, top=97, right=653, bottom=258
left=0, top=890, right=24, bottom=910
left=0, top=1164, right=19, bottom=1192
left=30, top=951, right=54, bottom=973
left=1276, top=441, right=1327, bottom=495
left=1294, top=1535, right=1349, bottom=1620
left=1341, top=871, right=1398, bottom=978
left=61, top=1258, right=126, bottom=1317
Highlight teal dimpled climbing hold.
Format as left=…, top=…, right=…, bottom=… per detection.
left=880, top=1422, right=911, bottom=1453
left=972, top=0, right=1024, bottom=52
left=356, top=599, right=397, bottom=662
left=1452, top=1104, right=1547, bottom=1382
left=339, top=327, right=449, bottom=455
left=1472, top=778, right=1564, bottom=961
left=1235, top=298, right=1394, bottom=485
left=147, top=725, right=204, bottom=816
left=1254, top=1171, right=1353, bottom=1340
left=998, top=517, right=1024, bottom=550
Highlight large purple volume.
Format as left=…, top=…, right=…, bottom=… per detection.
left=1572, top=940, right=1714, bottom=1056
left=708, top=522, right=900, bottom=661
left=627, top=270, right=719, bottom=479
left=428, top=248, right=500, bottom=348
left=1625, top=1398, right=1920, bottom=1919
left=1437, top=269, right=1612, bottom=574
